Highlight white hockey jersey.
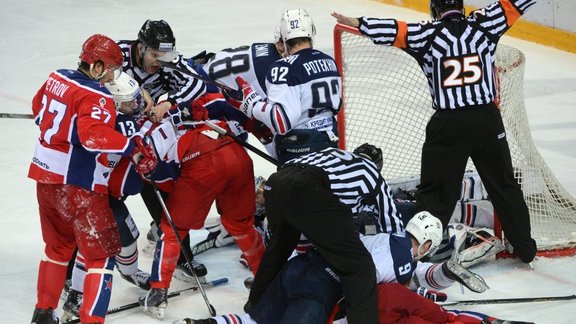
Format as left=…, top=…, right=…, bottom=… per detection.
left=252, top=48, right=342, bottom=135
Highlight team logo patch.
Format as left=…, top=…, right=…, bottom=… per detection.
left=99, top=97, right=107, bottom=107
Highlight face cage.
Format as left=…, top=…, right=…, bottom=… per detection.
left=116, top=91, right=144, bottom=117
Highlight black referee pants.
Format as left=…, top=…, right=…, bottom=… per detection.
left=249, top=165, right=379, bottom=324
left=415, top=103, right=536, bottom=263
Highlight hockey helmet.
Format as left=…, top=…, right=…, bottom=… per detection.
left=255, top=176, right=267, bottom=216
left=79, top=34, right=123, bottom=70
left=104, top=72, right=143, bottom=115
left=279, top=8, right=316, bottom=42
left=406, top=211, right=443, bottom=260
left=138, top=19, right=176, bottom=52
left=430, top=0, right=464, bottom=19
left=273, top=21, right=282, bottom=44
left=353, top=143, right=383, bottom=171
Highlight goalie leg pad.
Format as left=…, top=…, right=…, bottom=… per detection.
left=454, top=229, right=505, bottom=268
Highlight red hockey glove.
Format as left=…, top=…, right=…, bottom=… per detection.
left=190, top=100, right=209, bottom=121
left=129, top=136, right=158, bottom=177
left=243, top=118, right=273, bottom=144
left=414, top=286, right=447, bottom=302
left=232, top=76, right=262, bottom=118
left=223, top=87, right=243, bottom=109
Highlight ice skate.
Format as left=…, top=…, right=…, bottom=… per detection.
left=61, top=289, right=82, bottom=321
left=442, top=260, right=489, bottom=293
left=31, top=307, right=59, bottom=324
left=174, top=259, right=208, bottom=284
left=139, top=287, right=168, bottom=320
left=244, top=277, right=254, bottom=289
left=120, top=269, right=151, bottom=290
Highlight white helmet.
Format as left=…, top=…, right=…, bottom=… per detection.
left=104, top=72, right=142, bottom=114
left=273, top=21, right=282, bottom=43
left=405, top=211, right=443, bottom=260
left=280, top=8, right=316, bottom=42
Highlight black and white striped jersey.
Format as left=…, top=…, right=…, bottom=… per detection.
left=286, top=147, right=404, bottom=234
left=117, top=40, right=205, bottom=105
left=357, top=0, right=536, bottom=110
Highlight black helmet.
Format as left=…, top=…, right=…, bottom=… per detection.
left=353, top=143, right=383, bottom=171
left=430, top=0, right=464, bottom=20
left=138, top=19, right=176, bottom=51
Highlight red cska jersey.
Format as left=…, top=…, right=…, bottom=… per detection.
left=28, top=69, right=134, bottom=193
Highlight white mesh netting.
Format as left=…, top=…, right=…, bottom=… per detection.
left=335, top=25, right=576, bottom=252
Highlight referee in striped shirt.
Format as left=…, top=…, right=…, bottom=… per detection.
left=332, top=0, right=537, bottom=264
left=247, top=145, right=403, bottom=324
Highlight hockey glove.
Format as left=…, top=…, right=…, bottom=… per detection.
left=222, top=86, right=243, bottom=109
left=167, top=104, right=183, bottom=126
left=233, top=76, right=262, bottom=118
left=129, top=136, right=158, bottom=177
left=414, top=286, right=447, bottom=302
left=243, top=118, right=273, bottom=144
left=190, top=99, right=209, bottom=121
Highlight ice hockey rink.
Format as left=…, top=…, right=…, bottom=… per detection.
left=1, top=0, right=575, bottom=323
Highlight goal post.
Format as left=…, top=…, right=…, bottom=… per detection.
left=333, top=23, right=576, bottom=256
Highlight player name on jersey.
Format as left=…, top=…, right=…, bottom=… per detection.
left=303, top=59, right=338, bottom=76
left=46, top=76, right=71, bottom=98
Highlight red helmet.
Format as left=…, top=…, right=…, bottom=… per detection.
left=79, top=34, right=123, bottom=68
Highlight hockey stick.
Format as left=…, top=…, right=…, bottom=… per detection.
left=0, top=112, right=33, bottom=119
left=440, top=294, right=576, bottom=306
left=62, top=278, right=229, bottom=324
left=148, top=178, right=217, bottom=316
left=204, top=119, right=280, bottom=167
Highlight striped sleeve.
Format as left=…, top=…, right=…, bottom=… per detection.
left=359, top=17, right=436, bottom=54
left=472, top=0, right=536, bottom=38
left=358, top=17, right=402, bottom=46
left=164, top=57, right=206, bottom=105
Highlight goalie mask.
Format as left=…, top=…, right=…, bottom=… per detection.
left=104, top=72, right=143, bottom=116
left=353, top=143, right=383, bottom=171
left=280, top=8, right=316, bottom=43
left=430, top=0, right=464, bottom=20
left=406, top=211, right=443, bottom=260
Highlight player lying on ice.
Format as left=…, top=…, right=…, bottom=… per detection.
left=175, top=211, right=530, bottom=324
left=177, top=145, right=529, bottom=324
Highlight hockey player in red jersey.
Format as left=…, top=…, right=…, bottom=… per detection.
left=29, top=34, right=157, bottom=324
left=138, top=95, right=266, bottom=321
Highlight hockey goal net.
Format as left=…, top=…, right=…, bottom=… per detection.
left=333, top=23, right=576, bottom=255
